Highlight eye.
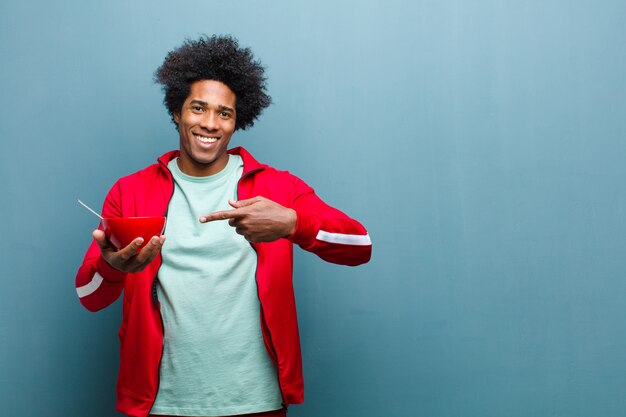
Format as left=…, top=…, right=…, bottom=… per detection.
left=191, top=105, right=204, bottom=113
left=219, top=111, right=231, bottom=119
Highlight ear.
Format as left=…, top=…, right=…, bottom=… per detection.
left=173, top=112, right=180, bottom=125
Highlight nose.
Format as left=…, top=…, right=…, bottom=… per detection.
left=200, top=111, right=218, bottom=131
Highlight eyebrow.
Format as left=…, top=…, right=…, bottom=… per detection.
left=190, top=100, right=235, bottom=113
left=217, top=104, right=235, bottom=113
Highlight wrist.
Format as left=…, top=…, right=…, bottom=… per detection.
left=96, top=255, right=128, bottom=282
left=285, top=208, right=297, bottom=237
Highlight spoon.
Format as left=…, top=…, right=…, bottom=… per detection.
left=77, top=199, right=103, bottom=220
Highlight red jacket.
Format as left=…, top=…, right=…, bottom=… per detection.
left=75, top=147, right=372, bottom=417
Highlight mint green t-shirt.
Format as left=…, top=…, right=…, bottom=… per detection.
left=150, top=155, right=283, bottom=416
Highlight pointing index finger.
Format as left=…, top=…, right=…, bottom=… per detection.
left=200, top=208, right=243, bottom=223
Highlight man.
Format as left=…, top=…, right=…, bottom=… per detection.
left=75, top=35, right=371, bottom=417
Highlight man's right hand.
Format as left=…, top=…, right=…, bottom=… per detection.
left=92, top=229, right=166, bottom=273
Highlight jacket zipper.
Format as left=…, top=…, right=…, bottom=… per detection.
left=237, top=168, right=287, bottom=409
left=148, top=158, right=176, bottom=412
left=249, top=243, right=287, bottom=410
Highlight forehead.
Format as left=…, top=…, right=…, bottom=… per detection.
left=187, top=80, right=236, bottom=106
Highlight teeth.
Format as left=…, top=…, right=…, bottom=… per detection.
left=195, top=135, right=217, bottom=143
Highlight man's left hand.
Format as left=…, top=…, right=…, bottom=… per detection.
left=199, top=196, right=297, bottom=243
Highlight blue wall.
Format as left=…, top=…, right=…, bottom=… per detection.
left=1, top=1, right=625, bottom=416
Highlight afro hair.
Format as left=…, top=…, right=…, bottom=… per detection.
left=154, top=35, right=271, bottom=131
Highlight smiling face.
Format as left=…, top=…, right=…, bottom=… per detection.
left=174, top=79, right=237, bottom=177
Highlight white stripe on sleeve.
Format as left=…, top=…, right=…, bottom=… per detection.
left=76, top=273, right=104, bottom=298
left=316, top=230, right=371, bottom=246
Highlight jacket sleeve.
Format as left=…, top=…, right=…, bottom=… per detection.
left=75, top=182, right=128, bottom=312
left=286, top=175, right=372, bottom=266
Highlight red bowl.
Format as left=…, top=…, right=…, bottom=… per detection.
left=102, top=216, right=166, bottom=250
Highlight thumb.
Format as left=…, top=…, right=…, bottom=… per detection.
left=229, top=198, right=257, bottom=208
left=92, top=229, right=111, bottom=250
left=92, top=229, right=106, bottom=244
